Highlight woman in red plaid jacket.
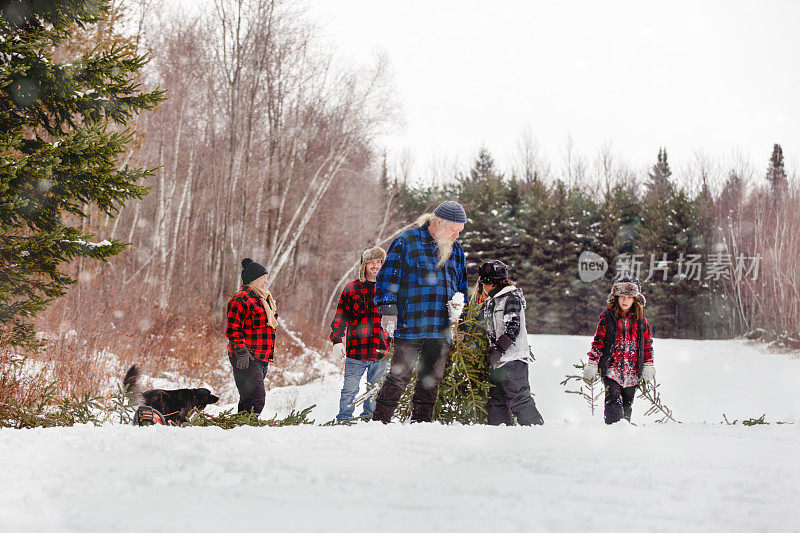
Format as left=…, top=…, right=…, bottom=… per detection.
left=226, top=258, right=277, bottom=415
left=583, top=275, right=656, bottom=424
left=330, top=246, right=391, bottom=422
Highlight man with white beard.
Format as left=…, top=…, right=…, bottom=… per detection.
left=371, top=201, right=469, bottom=423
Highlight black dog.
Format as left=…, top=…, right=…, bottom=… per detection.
left=123, top=365, right=219, bottom=425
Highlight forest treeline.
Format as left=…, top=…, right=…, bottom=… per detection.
left=3, top=0, right=797, bottom=402
left=390, top=145, right=798, bottom=342
left=34, top=0, right=800, bottom=352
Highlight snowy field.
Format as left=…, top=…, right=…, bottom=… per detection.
left=1, top=335, right=799, bottom=533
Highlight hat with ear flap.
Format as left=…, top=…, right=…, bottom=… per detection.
left=359, top=246, right=387, bottom=282
left=605, top=275, right=646, bottom=308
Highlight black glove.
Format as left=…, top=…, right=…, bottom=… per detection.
left=234, top=347, right=252, bottom=370
left=484, top=345, right=503, bottom=366
left=484, top=334, right=514, bottom=366
left=495, top=334, right=514, bottom=352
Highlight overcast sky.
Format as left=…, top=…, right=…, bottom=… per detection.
left=303, top=0, right=800, bottom=183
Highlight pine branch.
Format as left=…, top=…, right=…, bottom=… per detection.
left=637, top=377, right=679, bottom=423
left=561, top=360, right=599, bottom=415
left=393, top=300, right=492, bottom=424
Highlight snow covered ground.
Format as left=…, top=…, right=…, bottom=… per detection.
left=1, top=335, right=799, bottom=532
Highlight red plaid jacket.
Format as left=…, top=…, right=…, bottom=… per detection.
left=587, top=310, right=654, bottom=387
left=330, top=280, right=391, bottom=361
left=226, top=286, right=276, bottom=362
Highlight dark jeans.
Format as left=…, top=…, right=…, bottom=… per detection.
left=229, top=356, right=269, bottom=415
left=372, top=338, right=449, bottom=423
left=603, top=377, right=636, bottom=424
left=487, top=360, right=544, bottom=426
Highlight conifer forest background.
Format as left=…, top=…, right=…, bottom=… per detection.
left=2, top=0, right=798, bottom=401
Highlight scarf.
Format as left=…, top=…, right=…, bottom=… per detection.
left=247, top=283, right=278, bottom=329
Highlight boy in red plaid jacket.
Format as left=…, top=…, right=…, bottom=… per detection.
left=330, top=246, right=391, bottom=422
left=226, top=258, right=277, bottom=415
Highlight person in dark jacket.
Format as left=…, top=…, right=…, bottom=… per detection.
left=372, top=201, right=469, bottom=423
left=226, top=258, right=278, bottom=415
left=330, top=246, right=391, bottom=422
left=583, top=275, right=655, bottom=424
left=478, top=260, right=544, bottom=426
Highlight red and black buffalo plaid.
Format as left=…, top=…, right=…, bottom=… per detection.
left=330, top=280, right=391, bottom=361
left=226, top=286, right=276, bottom=362
left=587, top=310, right=654, bottom=387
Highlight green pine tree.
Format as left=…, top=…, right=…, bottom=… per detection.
left=639, top=149, right=715, bottom=337
left=514, top=175, right=554, bottom=332
left=644, top=147, right=674, bottom=201
left=564, top=185, right=606, bottom=333
left=0, top=1, right=163, bottom=348
left=766, top=143, right=788, bottom=199
left=514, top=179, right=583, bottom=334
left=394, top=300, right=491, bottom=424
left=458, top=147, right=520, bottom=274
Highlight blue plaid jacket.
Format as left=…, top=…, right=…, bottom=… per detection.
left=374, top=223, right=468, bottom=340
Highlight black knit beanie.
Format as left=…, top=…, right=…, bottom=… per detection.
left=241, top=258, right=268, bottom=285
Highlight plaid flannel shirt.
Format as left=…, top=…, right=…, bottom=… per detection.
left=226, top=286, right=276, bottom=362
left=374, top=222, right=468, bottom=340
left=587, top=311, right=654, bottom=387
left=330, top=280, right=391, bottom=361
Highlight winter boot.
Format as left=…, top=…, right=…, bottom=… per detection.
left=515, top=398, right=544, bottom=426
left=371, top=398, right=397, bottom=424
left=410, top=401, right=435, bottom=423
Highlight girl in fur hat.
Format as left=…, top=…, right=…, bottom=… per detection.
left=583, top=275, right=655, bottom=424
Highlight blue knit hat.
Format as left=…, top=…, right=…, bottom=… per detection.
left=433, top=201, right=467, bottom=224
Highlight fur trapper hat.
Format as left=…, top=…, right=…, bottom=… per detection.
left=359, top=246, right=387, bottom=282
left=605, top=275, right=646, bottom=308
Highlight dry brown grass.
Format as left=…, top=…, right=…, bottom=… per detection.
left=25, top=267, right=228, bottom=398
left=7, top=265, right=335, bottom=409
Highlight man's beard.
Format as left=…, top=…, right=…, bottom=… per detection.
left=435, top=237, right=455, bottom=268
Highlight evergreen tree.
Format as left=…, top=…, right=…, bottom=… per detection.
left=0, top=1, right=163, bottom=347
left=513, top=174, right=552, bottom=332
left=639, top=149, right=715, bottom=337
left=514, top=179, right=583, bottom=334
left=578, top=182, right=643, bottom=330
left=542, top=180, right=584, bottom=333
left=766, top=143, right=787, bottom=199
left=644, top=147, right=673, bottom=201
left=565, top=185, right=606, bottom=333
left=597, top=182, right=641, bottom=264
left=393, top=301, right=491, bottom=424
left=639, top=149, right=681, bottom=335
left=717, top=170, right=744, bottom=218
left=458, top=147, right=519, bottom=275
